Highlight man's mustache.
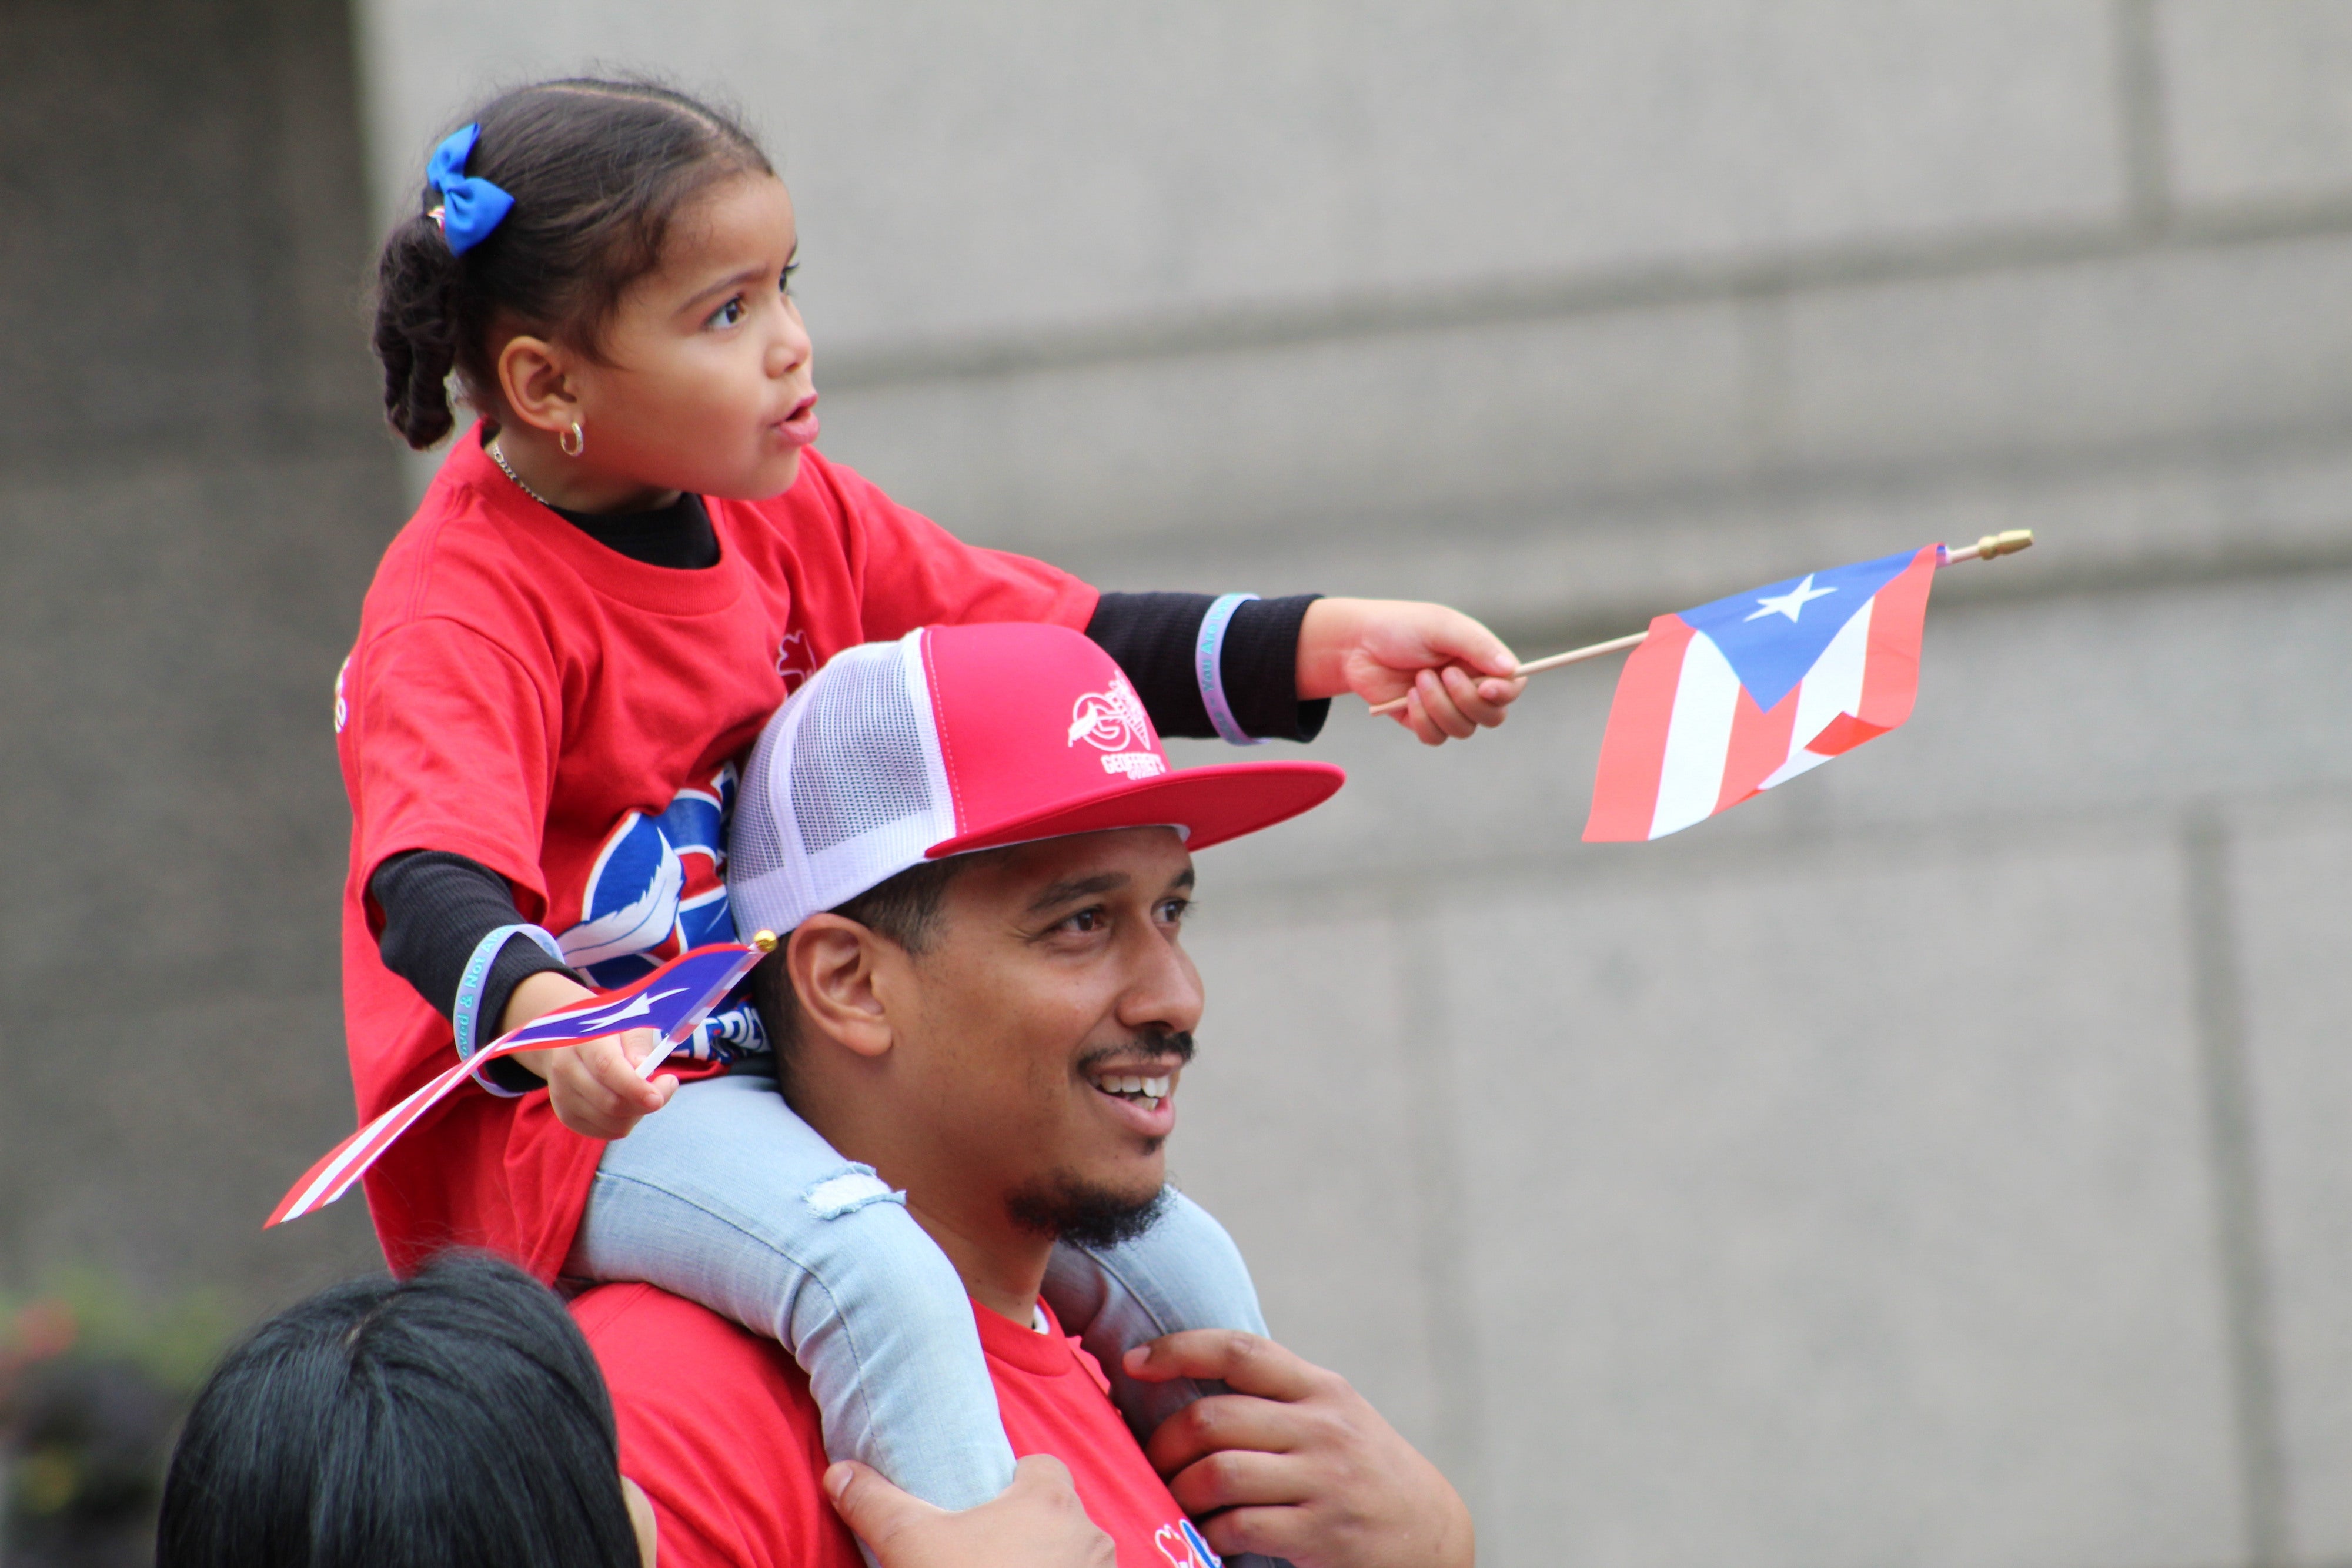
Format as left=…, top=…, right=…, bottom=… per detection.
left=1074, top=1031, right=1195, bottom=1072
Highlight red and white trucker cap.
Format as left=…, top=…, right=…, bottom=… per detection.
left=727, top=621, right=1345, bottom=938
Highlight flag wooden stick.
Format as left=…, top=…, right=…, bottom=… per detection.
left=1365, top=530, right=2032, bottom=718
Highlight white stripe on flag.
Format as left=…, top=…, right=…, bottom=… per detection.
left=1760, top=596, right=1875, bottom=790
left=1649, top=631, right=1743, bottom=839
left=282, top=1068, right=452, bottom=1220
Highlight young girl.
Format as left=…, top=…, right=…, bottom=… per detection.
left=343, top=76, right=1523, bottom=1517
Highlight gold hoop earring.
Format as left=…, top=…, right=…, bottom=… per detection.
left=559, top=421, right=585, bottom=458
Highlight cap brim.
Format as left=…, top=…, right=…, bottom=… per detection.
left=925, top=760, right=1344, bottom=860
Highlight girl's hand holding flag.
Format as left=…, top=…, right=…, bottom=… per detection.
left=1300, top=597, right=1529, bottom=745
left=1359, top=529, right=2033, bottom=837
left=501, top=970, right=676, bottom=1139
left=268, top=944, right=759, bottom=1227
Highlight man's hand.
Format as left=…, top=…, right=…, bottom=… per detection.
left=1295, top=598, right=1525, bottom=747
left=502, top=971, right=676, bottom=1138
left=1126, top=1330, right=1474, bottom=1568
left=824, top=1454, right=1116, bottom=1568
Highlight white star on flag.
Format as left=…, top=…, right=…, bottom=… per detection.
left=507, top=986, right=687, bottom=1045
left=1745, top=573, right=1838, bottom=623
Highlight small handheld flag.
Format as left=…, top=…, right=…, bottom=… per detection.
left=1584, top=544, right=1950, bottom=841
left=267, top=943, right=760, bottom=1227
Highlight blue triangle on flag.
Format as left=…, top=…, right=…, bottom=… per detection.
left=1676, top=548, right=1917, bottom=712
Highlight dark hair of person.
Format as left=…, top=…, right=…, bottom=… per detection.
left=372, top=76, right=773, bottom=449
left=751, top=853, right=999, bottom=1084
left=156, top=1252, right=642, bottom=1568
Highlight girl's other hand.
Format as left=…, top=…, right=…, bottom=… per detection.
left=1295, top=597, right=1526, bottom=747
left=502, top=971, right=679, bottom=1139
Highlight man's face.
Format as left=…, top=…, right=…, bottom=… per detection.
left=893, top=827, right=1201, bottom=1242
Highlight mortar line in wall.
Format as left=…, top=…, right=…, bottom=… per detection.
left=2181, top=807, right=2290, bottom=1566
left=821, top=206, right=2352, bottom=390
left=1390, top=891, right=1487, bottom=1516
left=1192, top=780, right=2352, bottom=921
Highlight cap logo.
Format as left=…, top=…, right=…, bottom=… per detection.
left=1067, top=673, right=1167, bottom=780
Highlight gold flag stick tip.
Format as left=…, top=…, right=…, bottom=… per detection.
left=1365, top=530, right=2034, bottom=718
left=751, top=930, right=780, bottom=954
left=1944, top=529, right=2034, bottom=565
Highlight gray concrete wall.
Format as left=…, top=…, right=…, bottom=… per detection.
left=99, top=2, right=2352, bottom=1564
left=0, top=0, right=399, bottom=1310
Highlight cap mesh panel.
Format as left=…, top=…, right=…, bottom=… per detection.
left=787, top=648, right=934, bottom=855
left=727, top=638, right=947, bottom=940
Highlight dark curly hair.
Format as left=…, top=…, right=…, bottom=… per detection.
left=371, top=78, right=772, bottom=450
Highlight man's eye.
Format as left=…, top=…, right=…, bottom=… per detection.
left=1156, top=898, right=1190, bottom=925
left=709, top=296, right=746, bottom=328
left=1060, top=907, right=1107, bottom=934
left=780, top=263, right=799, bottom=295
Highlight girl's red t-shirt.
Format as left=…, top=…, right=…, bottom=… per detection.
left=335, top=429, right=1096, bottom=1278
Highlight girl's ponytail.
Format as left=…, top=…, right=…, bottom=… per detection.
left=372, top=210, right=466, bottom=450
left=363, top=78, right=772, bottom=453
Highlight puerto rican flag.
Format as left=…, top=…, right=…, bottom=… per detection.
left=1583, top=546, right=1940, bottom=842
left=268, top=944, right=760, bottom=1227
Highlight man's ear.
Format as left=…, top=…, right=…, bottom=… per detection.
left=786, top=914, right=900, bottom=1059
left=493, top=329, right=580, bottom=439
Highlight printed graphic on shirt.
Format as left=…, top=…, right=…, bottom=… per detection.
left=776, top=628, right=816, bottom=692
left=557, top=765, right=762, bottom=1061
left=1154, top=1520, right=1223, bottom=1568
left=1068, top=673, right=1166, bottom=780
left=333, top=655, right=351, bottom=734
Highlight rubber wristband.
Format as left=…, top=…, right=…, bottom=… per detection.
left=1197, top=593, right=1265, bottom=747
left=453, top=923, right=567, bottom=1098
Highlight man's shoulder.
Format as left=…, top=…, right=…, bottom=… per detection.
left=572, top=1284, right=860, bottom=1568
left=573, top=1278, right=779, bottom=1366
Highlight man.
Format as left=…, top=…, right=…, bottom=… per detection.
left=572, top=623, right=1474, bottom=1568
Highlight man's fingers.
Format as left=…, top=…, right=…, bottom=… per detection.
left=830, top=1453, right=1114, bottom=1568
left=824, top=1460, right=944, bottom=1548
left=1196, top=1503, right=1317, bottom=1564
left=1124, top=1330, right=1322, bottom=1401
left=1164, top=1447, right=1309, bottom=1518
left=1005, top=1452, right=1080, bottom=1493
left=1144, top=1394, right=1310, bottom=1481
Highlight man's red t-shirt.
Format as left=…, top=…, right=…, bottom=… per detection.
left=573, top=1284, right=1224, bottom=1568
left=335, top=430, right=1096, bottom=1278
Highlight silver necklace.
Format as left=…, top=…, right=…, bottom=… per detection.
left=488, top=438, right=556, bottom=509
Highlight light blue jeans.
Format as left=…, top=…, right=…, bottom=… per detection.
left=567, top=1072, right=1268, bottom=1510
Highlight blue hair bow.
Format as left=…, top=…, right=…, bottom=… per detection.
left=426, top=123, right=513, bottom=255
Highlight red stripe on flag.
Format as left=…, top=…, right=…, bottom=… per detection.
left=1715, top=682, right=1800, bottom=814
left=1583, top=616, right=1696, bottom=842
left=1803, top=711, right=1890, bottom=758
left=1856, top=546, right=1938, bottom=731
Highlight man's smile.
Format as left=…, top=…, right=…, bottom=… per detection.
left=1088, top=1067, right=1175, bottom=1110
left=1077, top=1036, right=1191, bottom=1135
